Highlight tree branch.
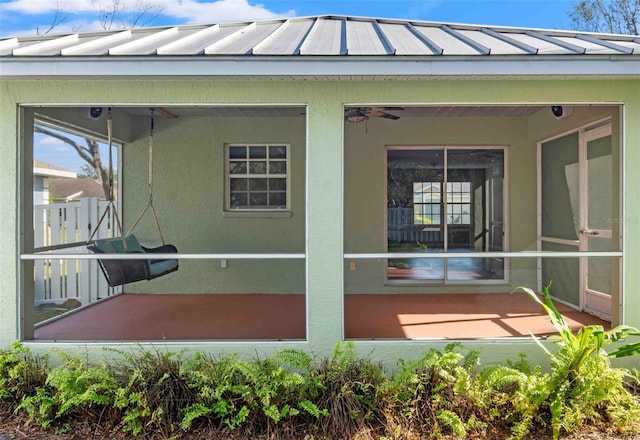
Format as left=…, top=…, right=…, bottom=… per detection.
left=34, top=125, right=111, bottom=197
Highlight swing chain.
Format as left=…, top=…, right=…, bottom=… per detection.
left=125, top=107, right=166, bottom=245
left=87, top=107, right=125, bottom=245
left=107, top=107, right=114, bottom=202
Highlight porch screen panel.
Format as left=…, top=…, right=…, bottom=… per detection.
left=586, top=135, right=613, bottom=297
left=541, top=241, right=580, bottom=305
left=587, top=135, right=612, bottom=230
left=587, top=238, right=612, bottom=294
left=540, top=132, right=580, bottom=306
left=541, top=132, right=579, bottom=241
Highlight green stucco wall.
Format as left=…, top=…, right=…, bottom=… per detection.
left=121, top=115, right=307, bottom=294
left=1, top=78, right=639, bottom=368
left=344, top=115, right=531, bottom=293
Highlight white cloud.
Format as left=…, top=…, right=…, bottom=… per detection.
left=2, top=0, right=296, bottom=36
left=159, top=0, right=295, bottom=24
left=2, top=0, right=97, bottom=15
left=2, top=0, right=296, bottom=24
left=39, top=136, right=65, bottom=145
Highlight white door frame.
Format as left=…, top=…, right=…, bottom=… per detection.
left=537, top=118, right=614, bottom=320
left=580, top=123, right=613, bottom=320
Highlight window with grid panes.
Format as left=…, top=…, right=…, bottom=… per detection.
left=226, top=144, right=289, bottom=210
left=446, top=181, right=471, bottom=225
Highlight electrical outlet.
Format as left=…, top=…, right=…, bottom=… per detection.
left=349, top=261, right=356, bottom=271
left=221, top=259, right=227, bottom=269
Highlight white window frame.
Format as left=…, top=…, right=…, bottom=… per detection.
left=225, top=143, right=291, bottom=211
left=384, top=145, right=509, bottom=285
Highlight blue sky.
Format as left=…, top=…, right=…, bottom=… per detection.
left=3, top=0, right=577, bottom=173
left=1, top=0, right=578, bottom=38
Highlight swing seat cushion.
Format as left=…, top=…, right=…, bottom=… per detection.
left=93, top=235, right=145, bottom=254
left=89, top=235, right=178, bottom=287
left=142, top=243, right=179, bottom=279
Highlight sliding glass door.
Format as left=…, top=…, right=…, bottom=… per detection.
left=386, top=147, right=505, bottom=282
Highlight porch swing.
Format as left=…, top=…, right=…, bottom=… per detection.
left=87, top=108, right=179, bottom=287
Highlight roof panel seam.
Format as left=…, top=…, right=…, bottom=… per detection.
left=291, top=19, right=316, bottom=55
left=404, top=24, right=443, bottom=55
left=340, top=17, right=347, bottom=55
left=442, top=25, right=490, bottom=55
left=297, top=17, right=320, bottom=55
left=109, top=27, right=179, bottom=55
left=61, top=30, right=132, bottom=56
left=0, top=38, right=18, bottom=51
left=251, top=19, right=290, bottom=54
left=577, top=34, right=635, bottom=54
left=481, top=28, right=537, bottom=54
left=371, top=20, right=396, bottom=55
left=13, top=34, right=79, bottom=56
left=156, top=24, right=220, bottom=55
left=204, top=22, right=256, bottom=54
left=525, top=30, right=585, bottom=54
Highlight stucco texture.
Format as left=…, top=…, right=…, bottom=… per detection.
left=1, top=78, right=639, bottom=367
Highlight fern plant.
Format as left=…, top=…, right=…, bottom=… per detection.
left=382, top=343, right=486, bottom=439
left=16, top=352, right=117, bottom=429
left=313, top=341, right=386, bottom=439
left=0, top=341, right=48, bottom=402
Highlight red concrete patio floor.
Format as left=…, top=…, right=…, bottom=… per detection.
left=33, top=293, right=610, bottom=341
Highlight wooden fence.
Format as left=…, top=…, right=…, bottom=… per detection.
left=33, top=197, right=119, bottom=306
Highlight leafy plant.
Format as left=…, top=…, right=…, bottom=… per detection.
left=3, top=338, right=640, bottom=439
left=314, top=341, right=386, bottom=439
left=109, top=347, right=194, bottom=435
left=516, top=285, right=640, bottom=439
left=0, top=342, right=48, bottom=402
left=181, top=349, right=327, bottom=433
left=16, top=352, right=117, bottom=429
left=381, top=343, right=487, bottom=438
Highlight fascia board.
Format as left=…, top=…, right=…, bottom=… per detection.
left=1, top=56, right=639, bottom=78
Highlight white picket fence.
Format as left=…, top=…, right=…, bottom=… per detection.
left=34, top=197, right=120, bottom=306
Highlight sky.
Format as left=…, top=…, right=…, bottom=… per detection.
left=0, top=0, right=579, bottom=38
left=3, top=0, right=578, bottom=173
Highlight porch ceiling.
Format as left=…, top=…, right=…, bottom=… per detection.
left=118, top=104, right=545, bottom=119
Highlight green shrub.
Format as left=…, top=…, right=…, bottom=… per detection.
left=515, top=285, right=640, bottom=439
left=109, top=347, right=194, bottom=436
left=313, top=341, right=386, bottom=439
left=380, top=343, right=487, bottom=438
left=0, top=342, right=48, bottom=402
left=2, top=333, right=640, bottom=439
left=180, top=349, right=327, bottom=434
left=16, top=352, right=117, bottom=430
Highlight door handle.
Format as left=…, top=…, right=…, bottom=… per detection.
left=580, top=230, right=600, bottom=236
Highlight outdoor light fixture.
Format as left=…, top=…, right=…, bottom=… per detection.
left=81, top=106, right=104, bottom=120
left=345, top=108, right=369, bottom=124
left=89, top=107, right=103, bottom=119
left=550, top=105, right=574, bottom=119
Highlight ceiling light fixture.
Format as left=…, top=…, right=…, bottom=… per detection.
left=345, top=108, right=369, bottom=124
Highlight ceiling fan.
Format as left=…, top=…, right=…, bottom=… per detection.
left=345, top=106, right=404, bottom=124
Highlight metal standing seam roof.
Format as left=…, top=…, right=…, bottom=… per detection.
left=1, top=15, right=639, bottom=78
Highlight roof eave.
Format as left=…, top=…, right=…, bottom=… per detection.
left=1, top=55, right=639, bottom=79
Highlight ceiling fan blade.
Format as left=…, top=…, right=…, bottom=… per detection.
left=154, top=107, right=177, bottom=119
left=378, top=112, right=400, bottom=120
left=368, top=107, right=401, bottom=120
